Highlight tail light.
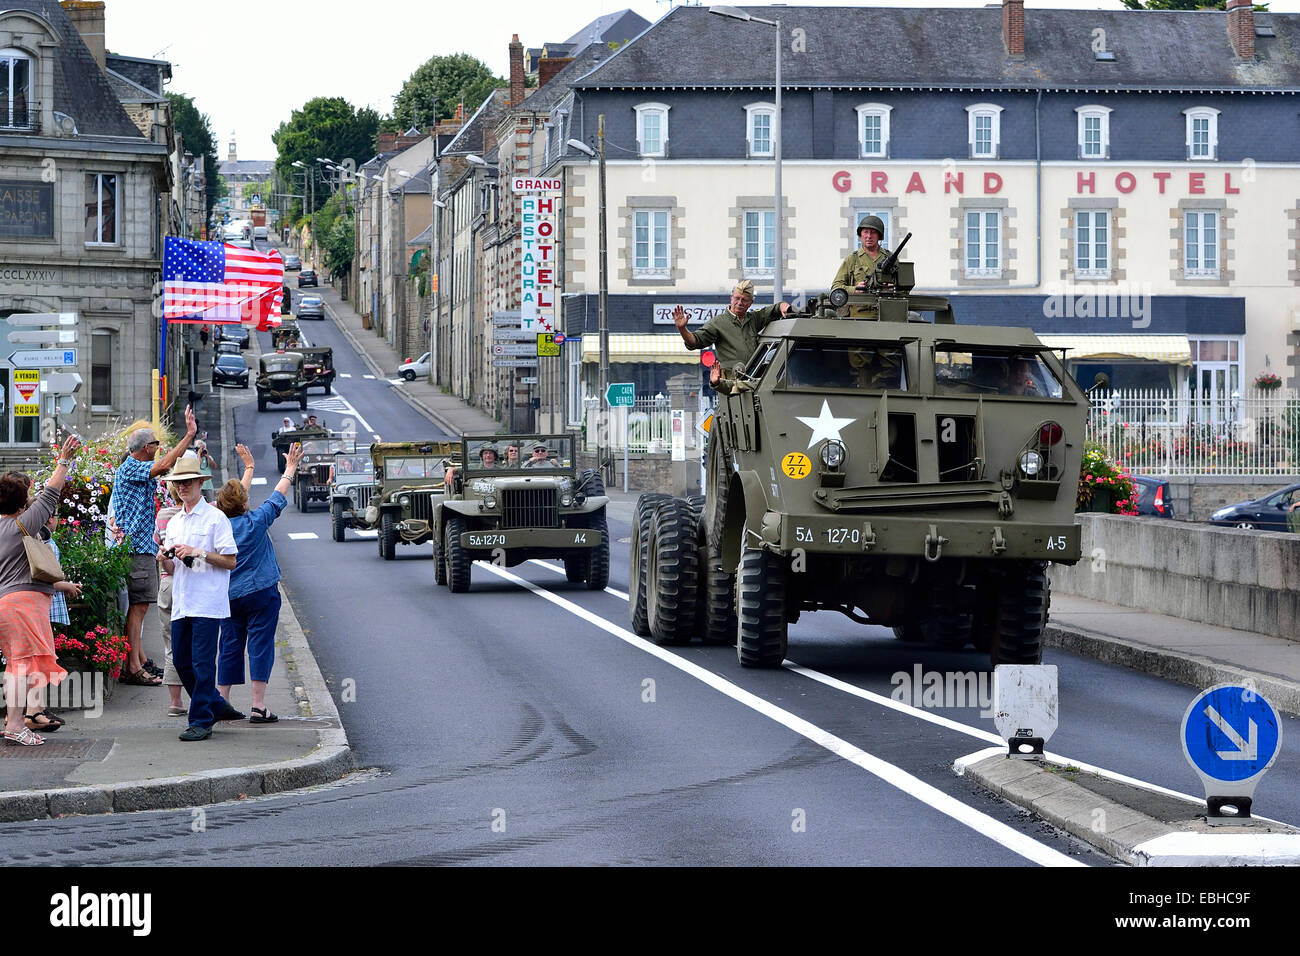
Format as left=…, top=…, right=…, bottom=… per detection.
left=1039, top=422, right=1064, bottom=446
left=1154, top=485, right=1165, bottom=515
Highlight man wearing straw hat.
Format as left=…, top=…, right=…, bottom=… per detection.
left=158, top=456, right=238, bottom=741
left=671, top=279, right=791, bottom=388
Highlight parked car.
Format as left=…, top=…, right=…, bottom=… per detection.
left=298, top=269, right=318, bottom=288
left=398, top=352, right=431, bottom=381
left=212, top=352, right=250, bottom=389
left=1134, top=476, right=1175, bottom=519
left=212, top=340, right=241, bottom=365
left=284, top=254, right=301, bottom=271
left=216, top=324, right=250, bottom=349
left=297, top=295, right=325, bottom=320
left=1209, top=483, right=1300, bottom=532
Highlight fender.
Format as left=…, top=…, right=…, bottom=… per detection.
left=721, top=469, right=772, bottom=569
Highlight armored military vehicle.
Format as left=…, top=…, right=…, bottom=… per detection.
left=364, top=441, right=459, bottom=560
left=299, top=346, right=336, bottom=394
left=633, top=236, right=1088, bottom=667
left=292, top=436, right=355, bottom=511
left=256, top=350, right=307, bottom=412
left=329, top=449, right=378, bottom=542
left=433, top=435, right=609, bottom=593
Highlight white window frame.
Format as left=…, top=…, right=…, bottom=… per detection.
left=965, top=103, right=1003, bottom=160
left=91, top=329, right=114, bottom=411
left=742, top=209, right=776, bottom=277
left=634, top=102, right=669, bottom=158
left=85, top=172, right=119, bottom=246
left=1184, top=210, right=1220, bottom=279
left=1075, top=105, right=1112, bottom=160
left=1074, top=210, right=1110, bottom=279
left=964, top=210, right=1001, bottom=279
left=854, top=103, right=892, bottom=159
left=633, top=209, right=670, bottom=277
left=854, top=209, right=892, bottom=251
left=1183, top=107, right=1219, bottom=161
left=744, top=102, right=775, bottom=158
left=0, top=49, right=32, bottom=129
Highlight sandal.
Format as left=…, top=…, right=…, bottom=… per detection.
left=24, top=710, right=62, bottom=732
left=250, top=707, right=279, bottom=724
left=120, top=668, right=163, bottom=687
left=4, top=728, right=44, bottom=746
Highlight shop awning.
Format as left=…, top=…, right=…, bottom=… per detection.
left=581, top=334, right=698, bottom=364
left=1037, top=334, right=1193, bottom=365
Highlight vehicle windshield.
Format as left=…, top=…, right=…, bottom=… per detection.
left=262, top=355, right=300, bottom=373
left=383, top=457, right=442, bottom=480
left=216, top=355, right=245, bottom=368
left=332, top=453, right=372, bottom=484
left=782, top=342, right=908, bottom=390
left=302, top=439, right=352, bottom=457
left=934, top=349, right=1064, bottom=398
left=466, top=435, right=574, bottom=473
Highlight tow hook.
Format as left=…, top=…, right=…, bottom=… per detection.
left=924, top=525, right=948, bottom=563
left=997, top=491, right=1014, bottom=520
left=991, top=527, right=1007, bottom=555
left=861, top=522, right=877, bottom=552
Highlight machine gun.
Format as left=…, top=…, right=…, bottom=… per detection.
left=865, top=231, right=912, bottom=293
left=799, top=231, right=954, bottom=323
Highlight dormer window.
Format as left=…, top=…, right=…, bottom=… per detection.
left=0, top=49, right=33, bottom=130
left=1184, top=107, right=1219, bottom=161
left=635, top=102, right=669, bottom=158
left=855, top=103, right=892, bottom=159
left=745, top=102, right=775, bottom=158
left=1076, top=106, right=1111, bottom=160
left=965, top=104, right=1003, bottom=160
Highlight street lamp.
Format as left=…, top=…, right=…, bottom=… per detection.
left=710, top=4, right=782, bottom=299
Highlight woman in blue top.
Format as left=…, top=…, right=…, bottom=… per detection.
left=214, top=442, right=303, bottom=724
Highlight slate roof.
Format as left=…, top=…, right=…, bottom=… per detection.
left=562, top=9, right=650, bottom=48
left=574, top=5, right=1300, bottom=92
left=3, top=0, right=144, bottom=138
left=219, top=160, right=275, bottom=178
left=516, top=43, right=613, bottom=114
left=105, top=53, right=170, bottom=95
left=106, top=68, right=162, bottom=105
left=395, top=167, right=432, bottom=194
left=441, top=89, right=508, bottom=155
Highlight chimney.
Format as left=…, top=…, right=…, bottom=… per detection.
left=377, top=132, right=397, bottom=153
left=1002, top=0, right=1025, bottom=58
left=1227, top=0, right=1255, bottom=59
left=60, top=1, right=107, bottom=71
left=483, top=124, right=498, bottom=158
left=509, top=34, right=525, bottom=106
left=538, top=56, right=573, bottom=89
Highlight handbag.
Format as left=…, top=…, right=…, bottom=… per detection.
left=15, top=518, right=66, bottom=585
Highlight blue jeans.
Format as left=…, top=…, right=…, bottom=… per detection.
left=218, top=585, right=281, bottom=685
left=171, top=616, right=223, bottom=728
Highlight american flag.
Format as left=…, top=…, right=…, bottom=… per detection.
left=162, top=237, right=284, bottom=328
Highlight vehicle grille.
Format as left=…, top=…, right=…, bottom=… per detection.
left=408, top=491, right=436, bottom=522
left=350, top=486, right=374, bottom=509
left=502, top=489, right=559, bottom=529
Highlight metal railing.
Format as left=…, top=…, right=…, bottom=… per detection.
left=580, top=395, right=703, bottom=455
left=1087, top=388, right=1300, bottom=476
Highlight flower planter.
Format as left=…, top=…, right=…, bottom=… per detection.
left=1079, top=492, right=1114, bottom=514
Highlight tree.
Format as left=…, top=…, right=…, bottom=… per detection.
left=167, top=92, right=220, bottom=219
left=272, top=97, right=379, bottom=212
left=313, top=190, right=354, bottom=282
left=1119, top=0, right=1267, bottom=9
left=386, top=53, right=505, bottom=132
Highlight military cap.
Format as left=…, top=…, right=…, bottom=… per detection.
left=732, top=279, right=756, bottom=298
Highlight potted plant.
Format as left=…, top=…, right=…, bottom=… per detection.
left=1254, top=372, right=1283, bottom=391
left=54, top=627, right=130, bottom=700
left=1077, top=442, right=1139, bottom=515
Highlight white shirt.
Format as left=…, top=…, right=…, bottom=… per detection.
left=163, top=498, right=237, bottom=620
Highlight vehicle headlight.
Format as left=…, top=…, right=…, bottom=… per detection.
left=484, top=495, right=497, bottom=510
left=1211, top=507, right=1231, bottom=521
left=1019, top=451, right=1043, bottom=476
left=348, top=489, right=359, bottom=503
left=399, top=495, right=410, bottom=507
left=560, top=492, right=574, bottom=507
left=820, top=441, right=845, bottom=469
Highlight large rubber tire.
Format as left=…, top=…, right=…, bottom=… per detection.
left=579, top=468, right=605, bottom=499
left=445, top=516, right=471, bottom=593
left=629, top=493, right=671, bottom=637
left=293, top=480, right=303, bottom=511
left=928, top=610, right=974, bottom=650
left=646, top=498, right=699, bottom=646
left=736, top=548, right=788, bottom=668
left=892, top=623, right=925, bottom=643
left=299, top=392, right=308, bottom=411
left=324, top=380, right=332, bottom=394
left=331, top=501, right=346, bottom=542
left=379, top=512, right=397, bottom=561
left=564, top=557, right=586, bottom=582
left=258, top=395, right=267, bottom=412
left=582, top=509, right=610, bottom=591
left=705, top=431, right=731, bottom=552
left=433, top=527, right=447, bottom=585
left=697, top=519, right=737, bottom=645
left=991, top=561, right=1049, bottom=665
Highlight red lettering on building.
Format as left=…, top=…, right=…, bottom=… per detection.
left=871, top=171, right=888, bottom=193
left=538, top=198, right=555, bottom=213
left=831, top=170, right=852, bottom=193
left=1115, top=171, right=1136, bottom=194
left=1077, top=172, right=1095, bottom=194
left=905, top=171, right=925, bottom=194
left=538, top=292, right=553, bottom=307
left=944, top=171, right=963, bottom=194
left=1152, top=171, right=1171, bottom=194
left=1224, top=172, right=1239, bottom=195
left=983, top=172, right=1002, bottom=194
left=1188, top=172, right=1205, bottom=195
left=538, top=268, right=553, bottom=284
left=537, top=221, right=554, bottom=237
left=538, top=244, right=554, bottom=261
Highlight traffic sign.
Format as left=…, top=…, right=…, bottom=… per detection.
left=7, top=312, right=77, bottom=346
left=606, top=382, right=635, bottom=407
left=492, top=359, right=537, bottom=368
left=8, top=349, right=76, bottom=368
left=491, top=311, right=522, bottom=326
left=537, top=333, right=561, bottom=357
left=492, top=328, right=538, bottom=341
left=1182, top=683, right=1281, bottom=822
left=493, top=343, right=536, bottom=356
left=519, top=376, right=538, bottom=385
left=552, top=332, right=566, bottom=345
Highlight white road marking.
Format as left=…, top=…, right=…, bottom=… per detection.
left=287, top=532, right=318, bottom=540
left=363, top=374, right=375, bottom=380
left=528, top=559, right=628, bottom=601
left=354, top=529, right=378, bottom=538
left=386, top=379, right=405, bottom=386
left=482, top=561, right=1083, bottom=868
left=339, top=373, right=352, bottom=378
left=251, top=477, right=267, bottom=486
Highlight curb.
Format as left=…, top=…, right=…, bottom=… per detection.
left=1044, top=622, right=1300, bottom=718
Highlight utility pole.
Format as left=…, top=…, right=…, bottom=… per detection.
left=597, top=113, right=609, bottom=483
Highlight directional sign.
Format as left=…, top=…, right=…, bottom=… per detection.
left=493, top=343, right=537, bottom=357
left=492, top=359, right=538, bottom=368
left=9, top=349, right=76, bottom=368
left=518, top=376, right=538, bottom=385
left=492, top=328, right=539, bottom=341
left=1182, top=683, right=1281, bottom=822
left=606, top=382, right=635, bottom=408
left=537, top=333, right=561, bottom=357
left=491, top=311, right=523, bottom=326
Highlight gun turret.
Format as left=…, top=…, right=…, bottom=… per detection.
left=867, top=232, right=912, bottom=292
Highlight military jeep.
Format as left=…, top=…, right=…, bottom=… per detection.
left=299, top=346, right=335, bottom=394
left=271, top=322, right=301, bottom=351
left=329, top=450, right=378, bottom=542
left=433, top=435, right=609, bottom=593
left=365, top=441, right=459, bottom=560
left=270, top=423, right=328, bottom=474
left=634, top=237, right=1088, bottom=668
left=293, top=436, right=355, bottom=511
left=256, top=351, right=307, bottom=412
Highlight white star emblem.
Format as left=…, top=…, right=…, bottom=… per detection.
left=796, top=400, right=855, bottom=448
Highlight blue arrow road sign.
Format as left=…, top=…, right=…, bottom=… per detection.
left=1182, top=685, right=1281, bottom=783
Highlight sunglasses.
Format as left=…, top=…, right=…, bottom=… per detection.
left=172, top=477, right=202, bottom=486
left=146, top=440, right=161, bottom=448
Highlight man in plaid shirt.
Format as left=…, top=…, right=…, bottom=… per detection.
left=111, top=406, right=198, bottom=686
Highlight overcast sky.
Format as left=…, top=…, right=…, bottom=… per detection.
left=103, top=0, right=1300, bottom=160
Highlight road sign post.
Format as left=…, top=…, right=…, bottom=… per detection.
left=1182, top=683, right=1282, bottom=824
left=605, top=383, right=635, bottom=492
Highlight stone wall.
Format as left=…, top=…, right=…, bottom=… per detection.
left=1051, top=514, right=1300, bottom=639
left=577, top=451, right=681, bottom=494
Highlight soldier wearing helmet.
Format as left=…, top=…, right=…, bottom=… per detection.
left=832, top=216, right=894, bottom=318
left=672, top=279, right=791, bottom=388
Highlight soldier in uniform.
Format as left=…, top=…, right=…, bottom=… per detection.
left=672, top=279, right=791, bottom=388
left=831, top=215, right=893, bottom=318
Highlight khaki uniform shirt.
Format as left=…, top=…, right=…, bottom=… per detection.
left=831, top=246, right=891, bottom=318
left=688, top=304, right=784, bottom=375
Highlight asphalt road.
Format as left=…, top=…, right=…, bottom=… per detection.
left=4, top=281, right=1298, bottom=869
